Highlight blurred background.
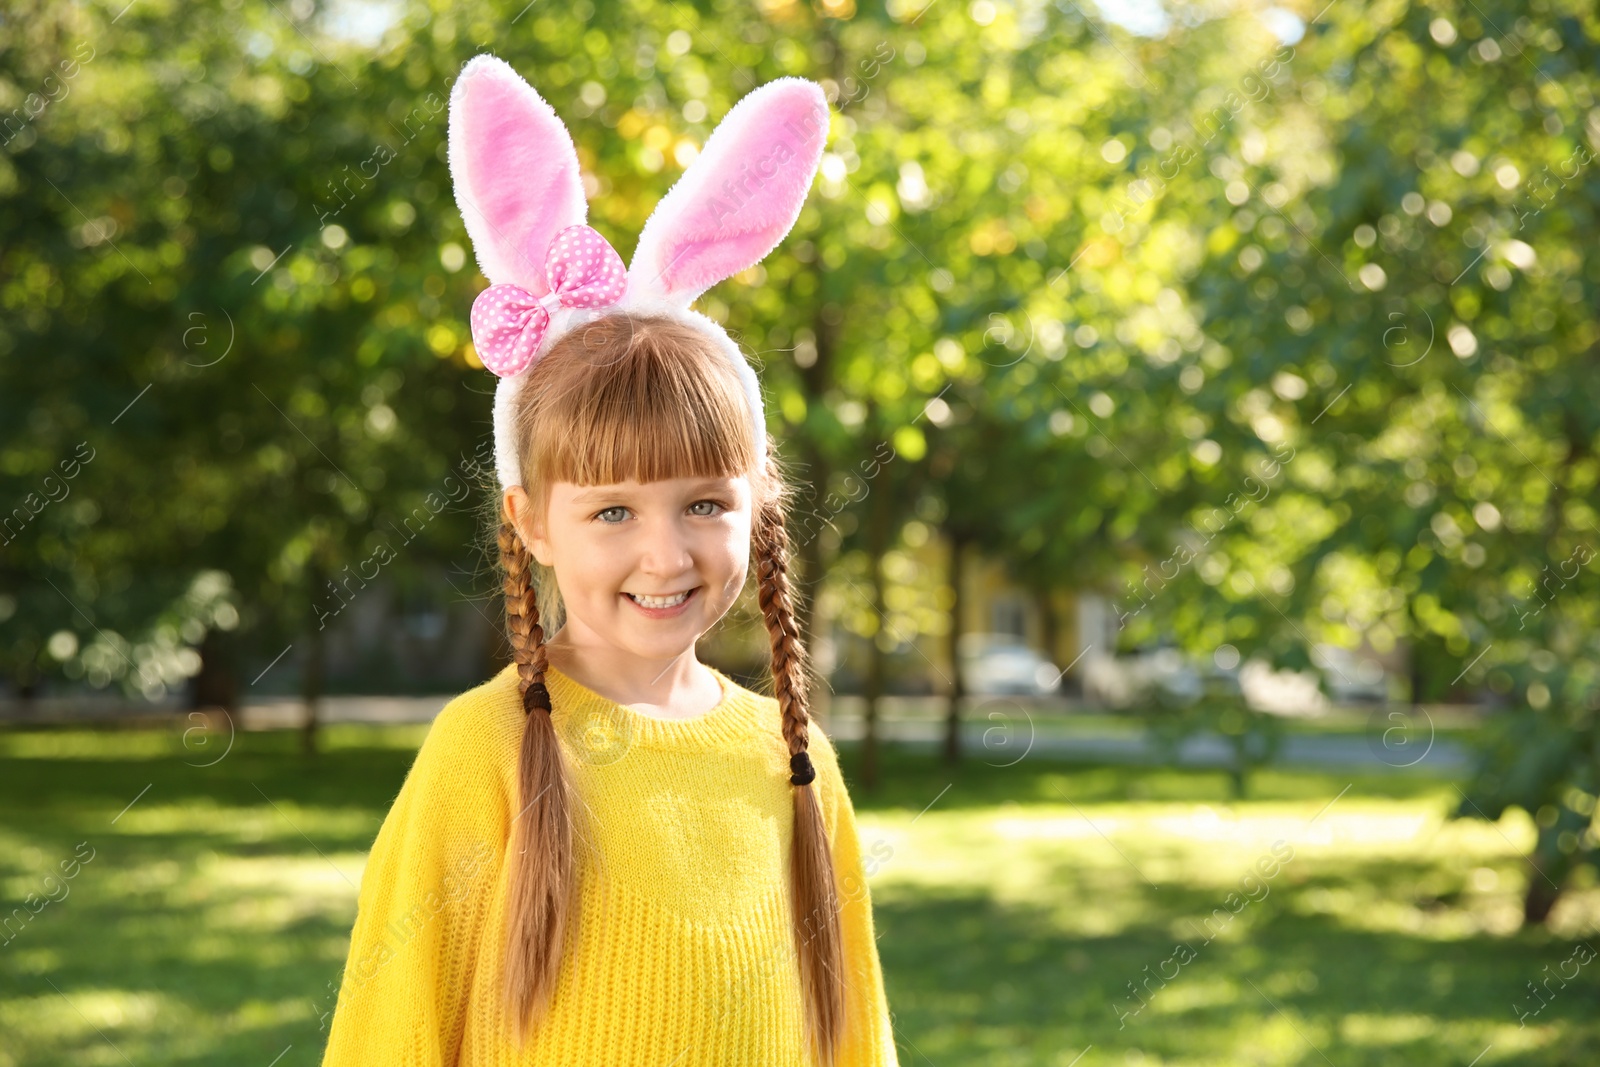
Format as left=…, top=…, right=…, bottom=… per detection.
left=4, top=0, right=1599, bottom=1062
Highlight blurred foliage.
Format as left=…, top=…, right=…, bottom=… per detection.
left=4, top=1, right=1600, bottom=910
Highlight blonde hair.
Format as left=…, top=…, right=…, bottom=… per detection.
left=493, top=312, right=844, bottom=1063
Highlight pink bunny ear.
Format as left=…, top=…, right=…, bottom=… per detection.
left=627, top=77, right=829, bottom=306
left=447, top=54, right=587, bottom=292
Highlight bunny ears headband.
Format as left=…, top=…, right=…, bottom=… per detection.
left=446, top=54, right=831, bottom=490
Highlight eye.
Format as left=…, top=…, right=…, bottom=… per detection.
left=595, top=506, right=629, bottom=524
left=689, top=499, right=728, bottom=517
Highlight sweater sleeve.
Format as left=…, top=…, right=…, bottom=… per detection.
left=320, top=695, right=512, bottom=1067
left=810, top=730, right=901, bottom=1067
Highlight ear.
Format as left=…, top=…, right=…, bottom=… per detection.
left=627, top=77, right=829, bottom=306
left=505, top=485, right=554, bottom=567
left=447, top=54, right=588, bottom=292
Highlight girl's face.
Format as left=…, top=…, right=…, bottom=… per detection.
left=511, top=474, right=754, bottom=662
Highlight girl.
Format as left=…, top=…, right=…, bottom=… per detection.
left=320, top=55, right=898, bottom=1066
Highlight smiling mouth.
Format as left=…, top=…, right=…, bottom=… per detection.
left=625, top=588, right=698, bottom=609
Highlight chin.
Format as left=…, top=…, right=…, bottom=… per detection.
left=618, top=631, right=699, bottom=662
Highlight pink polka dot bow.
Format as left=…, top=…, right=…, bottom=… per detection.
left=469, top=224, right=628, bottom=377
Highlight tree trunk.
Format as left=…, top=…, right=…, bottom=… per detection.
left=797, top=291, right=838, bottom=731
left=1521, top=806, right=1588, bottom=926
left=861, top=424, right=891, bottom=791
left=190, top=626, right=239, bottom=714
left=13, top=643, right=40, bottom=710
left=1516, top=423, right=1589, bottom=922
left=1522, top=822, right=1566, bottom=925
left=1035, top=584, right=1058, bottom=689
left=1406, top=599, right=1427, bottom=708
left=944, top=531, right=967, bottom=765
left=863, top=610, right=883, bottom=792
left=302, top=559, right=325, bottom=756
left=1228, top=736, right=1248, bottom=800
left=1523, top=872, right=1562, bottom=926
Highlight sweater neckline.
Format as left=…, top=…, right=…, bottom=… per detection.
left=539, top=661, right=762, bottom=751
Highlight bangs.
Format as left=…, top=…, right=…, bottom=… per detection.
left=521, top=314, right=759, bottom=491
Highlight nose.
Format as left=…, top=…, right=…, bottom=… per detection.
left=635, top=513, right=696, bottom=582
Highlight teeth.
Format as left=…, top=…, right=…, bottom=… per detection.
left=629, top=589, right=691, bottom=608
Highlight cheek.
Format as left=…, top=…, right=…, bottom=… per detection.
left=706, top=523, right=751, bottom=589
left=551, top=527, right=628, bottom=597
left=732, top=548, right=754, bottom=595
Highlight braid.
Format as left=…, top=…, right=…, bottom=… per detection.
left=497, top=508, right=574, bottom=1044
left=499, top=516, right=552, bottom=713
left=754, top=459, right=846, bottom=1067
left=756, top=488, right=817, bottom=782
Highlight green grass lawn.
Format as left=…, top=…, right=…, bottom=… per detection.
left=0, top=723, right=1596, bottom=1066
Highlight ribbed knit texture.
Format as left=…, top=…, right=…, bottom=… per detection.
left=320, top=661, right=899, bottom=1066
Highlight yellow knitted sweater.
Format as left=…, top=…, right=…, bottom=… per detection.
left=320, top=661, right=899, bottom=1066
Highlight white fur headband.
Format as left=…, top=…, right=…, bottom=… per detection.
left=445, top=54, right=830, bottom=489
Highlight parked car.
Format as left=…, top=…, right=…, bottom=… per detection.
left=1312, top=644, right=1390, bottom=704
left=1082, top=639, right=1224, bottom=707
left=957, top=633, right=1063, bottom=696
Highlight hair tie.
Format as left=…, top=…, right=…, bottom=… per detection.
left=789, top=751, right=816, bottom=787
left=525, top=681, right=552, bottom=715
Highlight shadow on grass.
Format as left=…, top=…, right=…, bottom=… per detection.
left=832, top=739, right=1462, bottom=812
left=876, top=878, right=1600, bottom=1065
left=1, top=726, right=1592, bottom=1067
